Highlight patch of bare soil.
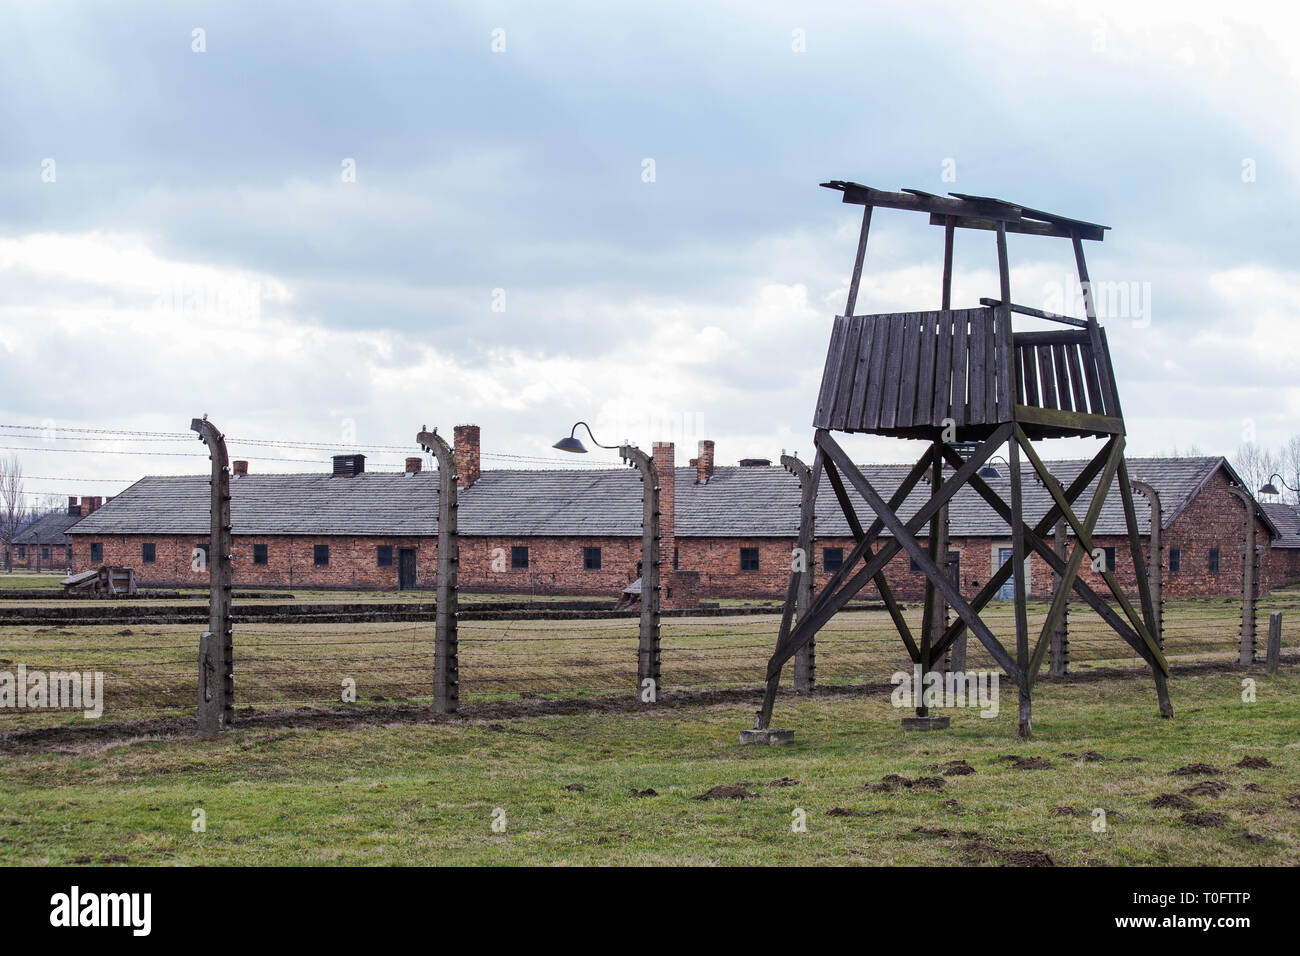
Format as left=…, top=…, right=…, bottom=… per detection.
left=1010, top=757, right=1052, bottom=770
left=1234, top=756, right=1272, bottom=769
left=694, top=784, right=757, bottom=801
left=562, top=783, right=586, bottom=792
left=868, top=774, right=947, bottom=793
left=1151, top=793, right=1195, bottom=810
left=1242, top=783, right=1267, bottom=793
left=1182, top=780, right=1230, bottom=797
left=0, top=683, right=893, bottom=755
left=1119, top=756, right=1147, bottom=763
left=1050, top=805, right=1083, bottom=817
left=962, top=838, right=1054, bottom=867
left=1172, top=763, right=1221, bottom=776
left=766, top=777, right=800, bottom=787
left=1284, top=793, right=1300, bottom=810
left=827, top=807, right=869, bottom=817
left=1181, top=811, right=1227, bottom=828
left=628, top=788, right=658, bottom=798
left=940, top=799, right=963, bottom=813
left=935, top=760, right=976, bottom=776
left=911, top=825, right=953, bottom=837
left=1078, top=750, right=1107, bottom=762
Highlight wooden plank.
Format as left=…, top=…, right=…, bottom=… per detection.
left=814, top=318, right=847, bottom=428
left=1052, top=344, right=1072, bottom=412
left=897, top=312, right=922, bottom=427
left=915, top=312, right=937, bottom=430
left=1037, top=345, right=1058, bottom=410
left=950, top=310, right=968, bottom=426
left=979, top=298, right=1088, bottom=328
left=1022, top=345, right=1040, bottom=407
left=1098, top=328, right=1124, bottom=422
left=968, top=309, right=988, bottom=423
left=829, top=316, right=864, bottom=430
left=927, top=212, right=1106, bottom=241
left=863, top=317, right=889, bottom=430
left=1013, top=404, right=1124, bottom=434
left=879, top=314, right=904, bottom=430
left=1065, top=343, right=1088, bottom=412
left=932, top=310, right=954, bottom=426
left=1079, top=341, right=1106, bottom=417
left=996, top=305, right=1014, bottom=420
left=984, top=309, right=998, bottom=420
left=1013, top=330, right=1089, bottom=347
left=843, top=206, right=872, bottom=317
left=846, top=319, right=876, bottom=431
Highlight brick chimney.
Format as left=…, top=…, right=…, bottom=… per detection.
left=84, top=496, right=102, bottom=515
left=653, top=441, right=675, bottom=581
left=696, top=439, right=715, bottom=483
left=453, top=424, right=481, bottom=489
left=67, top=497, right=80, bottom=516
left=232, top=460, right=249, bottom=477
left=405, top=456, right=422, bottom=475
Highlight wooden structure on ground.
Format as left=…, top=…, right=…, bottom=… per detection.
left=759, top=182, right=1172, bottom=737
left=61, top=566, right=137, bottom=597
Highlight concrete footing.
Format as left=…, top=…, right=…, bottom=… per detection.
left=739, top=728, right=795, bottom=745
left=901, top=715, right=950, bottom=731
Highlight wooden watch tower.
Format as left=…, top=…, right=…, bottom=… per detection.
left=758, top=182, right=1173, bottom=737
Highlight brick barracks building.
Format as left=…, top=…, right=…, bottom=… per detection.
left=64, top=425, right=1281, bottom=603
left=7, top=496, right=107, bottom=571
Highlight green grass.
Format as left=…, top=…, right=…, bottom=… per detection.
left=1, top=669, right=1296, bottom=865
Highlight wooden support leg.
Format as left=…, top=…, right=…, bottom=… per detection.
left=1008, top=440, right=1032, bottom=737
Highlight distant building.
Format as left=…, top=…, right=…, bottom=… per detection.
left=65, top=427, right=1280, bottom=601
left=9, top=497, right=106, bottom=571
left=1261, top=502, right=1300, bottom=587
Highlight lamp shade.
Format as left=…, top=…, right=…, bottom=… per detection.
left=552, top=436, right=588, bottom=453
left=977, top=465, right=1001, bottom=479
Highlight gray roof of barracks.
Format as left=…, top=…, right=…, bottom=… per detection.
left=1261, top=503, right=1300, bottom=549
left=12, top=511, right=83, bottom=546
left=66, top=456, right=1273, bottom=541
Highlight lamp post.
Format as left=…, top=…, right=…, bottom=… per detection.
left=1260, top=473, right=1299, bottom=499
left=555, top=422, right=661, bottom=702
left=976, top=455, right=1010, bottom=480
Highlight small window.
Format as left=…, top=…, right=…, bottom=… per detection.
left=142, top=542, right=156, bottom=564
left=41, top=547, right=50, bottom=561
left=194, top=543, right=210, bottom=569
left=583, top=546, right=601, bottom=571
left=377, top=545, right=393, bottom=567
left=314, top=544, right=330, bottom=567
left=253, top=544, right=268, bottom=565
left=1101, top=547, right=1116, bottom=573
left=740, top=547, right=760, bottom=572
left=16, top=546, right=25, bottom=559
left=90, top=543, right=103, bottom=563
left=1208, top=547, right=1220, bottom=573
left=511, top=546, right=529, bottom=570
left=673, top=546, right=679, bottom=571
left=823, top=547, right=844, bottom=572
left=1168, top=547, right=1180, bottom=573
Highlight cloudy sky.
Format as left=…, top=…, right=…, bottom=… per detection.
left=1, top=0, right=1297, bottom=505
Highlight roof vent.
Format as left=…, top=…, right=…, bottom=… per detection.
left=739, top=458, right=771, bottom=467
left=332, top=454, right=366, bottom=477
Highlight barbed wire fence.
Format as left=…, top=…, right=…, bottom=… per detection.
left=1, top=420, right=1297, bottom=732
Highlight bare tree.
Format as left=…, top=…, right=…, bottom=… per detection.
left=1280, top=435, right=1300, bottom=504
left=1235, top=443, right=1280, bottom=501
left=0, top=453, right=28, bottom=569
